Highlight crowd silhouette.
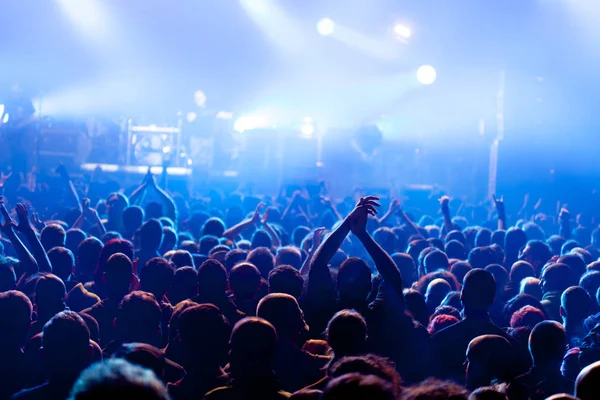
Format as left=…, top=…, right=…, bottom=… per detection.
left=1, top=166, right=600, bottom=400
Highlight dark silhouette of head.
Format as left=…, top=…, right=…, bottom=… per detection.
left=197, top=259, right=228, bottom=298
left=95, top=239, right=134, bottom=285
left=275, top=246, right=302, bottom=270
left=520, top=277, right=543, bottom=299
left=199, top=235, right=219, bottom=255
left=391, top=253, right=417, bottom=288
left=504, top=227, right=527, bottom=265
left=77, top=237, right=103, bottom=282
left=445, top=240, right=466, bottom=260
left=475, top=228, right=493, bottom=247
left=491, top=230, right=506, bottom=248
left=160, top=227, right=177, bottom=255
left=428, top=314, right=460, bottom=335
left=0, top=290, right=32, bottom=353
left=42, top=310, right=91, bottom=380
left=229, top=262, right=261, bottom=301
left=541, top=263, right=574, bottom=294
left=122, top=206, right=144, bottom=234
left=426, top=278, right=452, bottom=312
left=168, top=268, right=197, bottom=305
left=268, top=265, right=304, bottom=299
left=102, top=231, right=122, bottom=243
left=529, top=320, right=566, bottom=367
left=328, top=355, right=402, bottom=397
left=326, top=310, right=367, bottom=359
left=228, top=317, right=279, bottom=380
left=257, top=293, right=308, bottom=342
left=406, top=239, right=430, bottom=266
left=503, top=293, right=546, bottom=325
left=509, top=305, right=545, bottom=329
left=47, top=246, right=75, bottom=282
left=484, top=264, right=509, bottom=294
left=468, top=247, right=497, bottom=270
left=519, top=240, right=552, bottom=275
left=424, top=250, right=449, bottom=274
left=322, top=373, right=395, bottom=400
left=465, top=334, right=513, bottom=390
left=461, top=269, right=496, bottom=313
left=580, top=271, right=600, bottom=311
left=561, top=240, right=580, bottom=256
left=35, top=273, right=66, bottom=319
left=140, top=257, right=175, bottom=301
left=116, top=291, right=162, bottom=347
left=224, top=249, right=248, bottom=272
left=449, top=261, right=473, bottom=285
left=41, top=223, right=66, bottom=252
left=509, top=261, right=535, bottom=285
left=403, top=378, right=469, bottom=400
left=178, top=303, right=231, bottom=371
left=404, top=289, right=430, bottom=327
left=106, top=192, right=129, bottom=220
left=251, top=229, right=272, bottom=249
left=373, top=228, right=397, bottom=255
left=547, top=235, right=566, bottom=256
left=338, top=257, right=372, bottom=303
left=468, top=387, right=507, bottom=400
left=66, top=229, right=87, bottom=256
left=576, top=360, right=600, bottom=400
left=202, top=217, right=226, bottom=237
left=0, top=260, right=16, bottom=292
left=558, top=254, right=587, bottom=280
left=247, top=247, right=275, bottom=278
left=169, top=250, right=194, bottom=269
left=292, top=226, right=311, bottom=247
left=69, top=358, right=169, bottom=400
left=140, top=219, right=163, bottom=252
left=445, top=230, right=467, bottom=246
left=104, top=253, right=133, bottom=297
left=560, top=286, right=590, bottom=323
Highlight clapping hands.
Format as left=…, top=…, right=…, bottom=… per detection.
left=347, top=196, right=380, bottom=235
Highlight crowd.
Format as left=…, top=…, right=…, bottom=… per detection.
left=2, top=164, right=600, bottom=400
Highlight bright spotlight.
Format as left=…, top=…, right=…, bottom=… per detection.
left=394, top=24, right=412, bottom=39
left=417, top=65, right=437, bottom=85
left=300, top=122, right=315, bottom=137
left=317, top=18, right=335, bottom=36
left=234, top=114, right=270, bottom=133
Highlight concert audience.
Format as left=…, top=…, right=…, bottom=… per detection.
left=3, top=166, right=600, bottom=400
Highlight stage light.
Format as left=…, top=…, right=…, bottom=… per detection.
left=317, top=18, right=335, bottom=36
left=186, top=112, right=198, bottom=123
left=417, top=65, right=437, bottom=85
left=234, top=114, right=270, bottom=133
left=162, top=145, right=172, bottom=154
left=300, top=122, right=315, bottom=137
left=2, top=113, right=8, bottom=124
left=394, top=24, right=412, bottom=39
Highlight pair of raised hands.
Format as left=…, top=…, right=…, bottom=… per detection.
left=250, top=203, right=275, bottom=225
left=346, top=196, right=380, bottom=235
left=0, top=199, right=43, bottom=234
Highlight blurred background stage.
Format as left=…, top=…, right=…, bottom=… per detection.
left=1, top=0, right=600, bottom=206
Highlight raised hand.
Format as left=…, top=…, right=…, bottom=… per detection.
left=14, top=203, right=33, bottom=233
left=0, top=172, right=12, bottom=188
left=0, top=198, right=15, bottom=234
left=348, top=196, right=379, bottom=235
left=31, top=212, right=45, bottom=231
left=439, top=195, right=450, bottom=210
left=312, top=227, right=326, bottom=250
left=261, top=207, right=271, bottom=225
left=251, top=202, right=266, bottom=224
left=559, top=206, right=570, bottom=223
left=492, top=194, right=505, bottom=214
